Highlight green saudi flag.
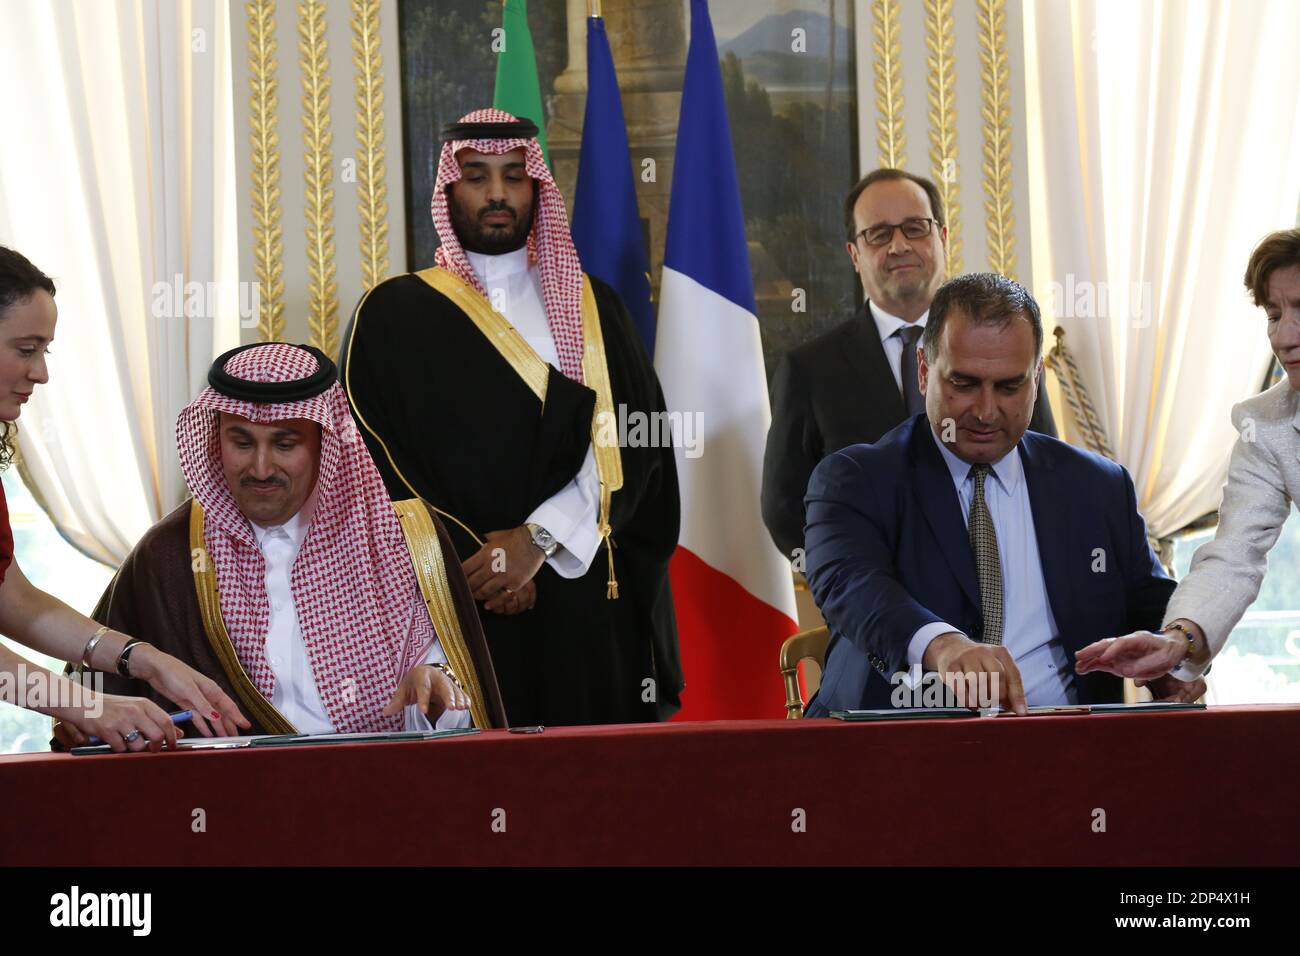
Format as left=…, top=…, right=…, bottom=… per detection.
left=492, top=0, right=550, bottom=166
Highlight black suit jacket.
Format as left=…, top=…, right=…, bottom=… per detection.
left=761, top=305, right=1058, bottom=558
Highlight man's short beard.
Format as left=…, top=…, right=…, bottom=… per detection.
left=449, top=196, right=534, bottom=255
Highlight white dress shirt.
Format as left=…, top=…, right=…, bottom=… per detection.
left=465, top=246, right=601, bottom=577
left=904, top=426, right=1077, bottom=705
left=251, top=490, right=471, bottom=733
left=868, top=301, right=928, bottom=393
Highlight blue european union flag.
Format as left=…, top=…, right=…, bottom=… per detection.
left=571, top=15, right=657, bottom=356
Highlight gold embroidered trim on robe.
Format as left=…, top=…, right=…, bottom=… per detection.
left=188, top=500, right=298, bottom=735
left=579, top=275, right=624, bottom=597
left=415, top=267, right=624, bottom=598
left=392, top=499, right=494, bottom=729
left=416, top=266, right=550, bottom=401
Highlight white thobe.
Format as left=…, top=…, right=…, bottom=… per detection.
left=252, top=492, right=472, bottom=732
left=465, top=246, right=601, bottom=577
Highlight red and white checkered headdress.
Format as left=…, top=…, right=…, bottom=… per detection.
left=176, top=343, right=436, bottom=733
left=431, top=107, right=586, bottom=382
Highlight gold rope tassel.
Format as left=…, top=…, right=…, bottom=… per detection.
left=1046, top=329, right=1168, bottom=561
left=600, top=483, right=618, bottom=599
left=1044, top=326, right=1115, bottom=460
left=604, top=527, right=618, bottom=599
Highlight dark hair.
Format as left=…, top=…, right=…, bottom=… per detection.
left=0, top=246, right=56, bottom=315
left=843, top=168, right=945, bottom=241
left=1244, top=228, right=1300, bottom=308
left=0, top=246, right=57, bottom=470
left=922, top=272, right=1042, bottom=363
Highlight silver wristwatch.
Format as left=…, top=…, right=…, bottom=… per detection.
left=526, top=522, right=558, bottom=558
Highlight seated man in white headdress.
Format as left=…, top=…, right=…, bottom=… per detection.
left=57, top=342, right=505, bottom=745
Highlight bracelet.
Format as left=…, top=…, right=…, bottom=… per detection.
left=81, top=625, right=110, bottom=669
left=1164, top=621, right=1212, bottom=681
left=1163, top=621, right=1198, bottom=655
left=116, top=640, right=150, bottom=678
left=430, top=662, right=464, bottom=692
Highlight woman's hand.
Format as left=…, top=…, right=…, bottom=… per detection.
left=1074, top=630, right=1191, bottom=681
left=50, top=693, right=182, bottom=753
left=126, top=644, right=251, bottom=737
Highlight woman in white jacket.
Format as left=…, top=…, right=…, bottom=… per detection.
left=1076, top=228, right=1300, bottom=687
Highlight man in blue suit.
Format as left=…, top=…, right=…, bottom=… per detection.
left=803, top=273, right=1202, bottom=716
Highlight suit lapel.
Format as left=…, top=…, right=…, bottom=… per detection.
left=1020, top=435, right=1074, bottom=632
left=843, top=303, right=906, bottom=421
left=909, top=422, right=980, bottom=608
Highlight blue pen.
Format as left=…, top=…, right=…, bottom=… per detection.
left=87, top=710, right=194, bottom=747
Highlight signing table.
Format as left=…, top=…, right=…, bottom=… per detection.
left=2, top=705, right=1297, bottom=866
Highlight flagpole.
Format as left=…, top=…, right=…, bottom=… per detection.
left=588, top=0, right=601, bottom=17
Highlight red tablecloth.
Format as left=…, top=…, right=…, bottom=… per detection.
left=2, top=705, right=1297, bottom=866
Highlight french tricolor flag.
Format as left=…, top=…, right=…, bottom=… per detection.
left=655, top=0, right=798, bottom=719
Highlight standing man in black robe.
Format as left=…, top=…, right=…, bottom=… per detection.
left=340, top=109, right=682, bottom=727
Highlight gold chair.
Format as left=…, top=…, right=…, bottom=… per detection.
left=780, top=625, right=830, bottom=718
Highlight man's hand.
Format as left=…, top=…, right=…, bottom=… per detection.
left=1141, top=673, right=1207, bottom=703
left=381, top=665, right=471, bottom=722
left=1074, top=629, right=1192, bottom=681
left=462, top=527, right=546, bottom=604
left=923, top=632, right=1027, bottom=715
left=129, top=644, right=251, bottom=738
left=484, top=578, right=536, bottom=615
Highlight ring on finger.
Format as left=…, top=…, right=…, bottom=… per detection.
left=124, top=729, right=142, bottom=743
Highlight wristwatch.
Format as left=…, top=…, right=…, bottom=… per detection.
left=526, top=522, right=558, bottom=558
left=430, top=662, right=464, bottom=692
left=116, top=639, right=150, bottom=678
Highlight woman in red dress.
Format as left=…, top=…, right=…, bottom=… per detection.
left=0, top=246, right=248, bottom=751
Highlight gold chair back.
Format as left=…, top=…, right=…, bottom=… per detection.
left=780, top=625, right=830, bottom=718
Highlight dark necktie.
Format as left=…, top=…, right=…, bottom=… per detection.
left=968, top=464, right=1004, bottom=645
left=897, top=324, right=925, bottom=417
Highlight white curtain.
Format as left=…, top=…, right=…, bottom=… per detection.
left=1023, top=0, right=1300, bottom=538
left=0, top=0, right=240, bottom=564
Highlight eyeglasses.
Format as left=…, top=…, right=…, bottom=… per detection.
left=855, top=217, right=938, bottom=247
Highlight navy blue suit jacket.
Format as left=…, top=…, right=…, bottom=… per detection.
left=803, top=415, right=1175, bottom=715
